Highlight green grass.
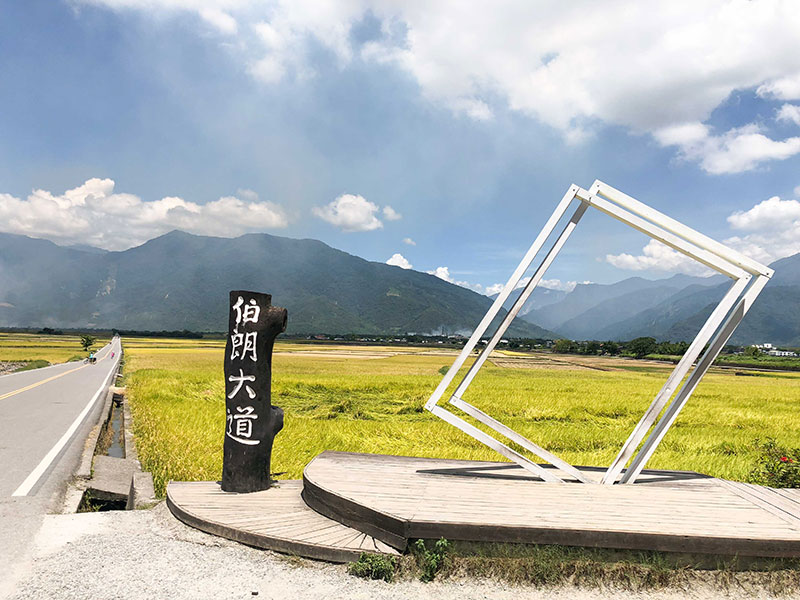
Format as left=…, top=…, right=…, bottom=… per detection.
left=123, top=339, right=800, bottom=497
left=646, top=353, right=800, bottom=371
left=12, top=359, right=50, bottom=372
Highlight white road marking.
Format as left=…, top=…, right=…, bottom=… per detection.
left=11, top=344, right=120, bottom=497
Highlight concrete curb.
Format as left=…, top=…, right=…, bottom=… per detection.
left=75, top=387, right=116, bottom=480
left=71, top=364, right=158, bottom=511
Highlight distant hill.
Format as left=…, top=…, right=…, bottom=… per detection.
left=500, top=255, right=800, bottom=345
left=0, top=231, right=557, bottom=337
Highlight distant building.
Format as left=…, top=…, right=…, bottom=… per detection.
left=755, top=343, right=774, bottom=350
left=767, top=349, right=798, bottom=357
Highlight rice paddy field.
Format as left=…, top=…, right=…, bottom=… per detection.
left=120, top=337, right=800, bottom=496
left=0, top=332, right=109, bottom=365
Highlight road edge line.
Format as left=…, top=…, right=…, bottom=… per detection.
left=11, top=346, right=121, bottom=497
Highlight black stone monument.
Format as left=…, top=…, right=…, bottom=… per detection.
left=221, top=290, right=287, bottom=493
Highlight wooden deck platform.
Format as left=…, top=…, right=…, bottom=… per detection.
left=302, top=451, right=800, bottom=558
left=167, top=479, right=399, bottom=563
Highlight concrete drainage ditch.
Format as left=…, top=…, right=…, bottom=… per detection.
left=71, top=383, right=156, bottom=513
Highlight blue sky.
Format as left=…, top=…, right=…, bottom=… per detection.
left=1, top=0, right=800, bottom=294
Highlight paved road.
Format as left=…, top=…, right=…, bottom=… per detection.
left=0, top=338, right=122, bottom=598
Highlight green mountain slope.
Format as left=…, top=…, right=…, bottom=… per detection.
left=0, top=231, right=557, bottom=337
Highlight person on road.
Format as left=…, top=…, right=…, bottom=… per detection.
left=89, top=352, right=95, bottom=364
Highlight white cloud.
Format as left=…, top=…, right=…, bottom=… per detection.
left=0, top=178, right=288, bottom=251
left=427, top=266, right=482, bottom=292
left=540, top=279, right=588, bottom=292
left=199, top=7, right=237, bottom=34
left=80, top=2, right=800, bottom=154
left=484, top=283, right=505, bottom=296
left=386, top=253, right=412, bottom=269
left=777, top=104, right=800, bottom=126
left=489, top=277, right=589, bottom=296
left=607, top=190, right=800, bottom=273
left=312, top=194, right=382, bottom=232
left=236, top=188, right=259, bottom=201
left=655, top=122, right=800, bottom=174
left=402, top=237, right=416, bottom=246
left=606, top=239, right=715, bottom=276
left=724, top=195, right=800, bottom=264
left=382, top=206, right=402, bottom=221
left=428, top=266, right=454, bottom=282
left=757, top=74, right=800, bottom=101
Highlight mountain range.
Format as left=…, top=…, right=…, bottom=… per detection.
left=494, top=255, right=800, bottom=346
left=0, top=231, right=554, bottom=337
left=1, top=230, right=797, bottom=344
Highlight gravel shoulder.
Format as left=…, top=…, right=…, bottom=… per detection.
left=9, top=503, right=798, bottom=600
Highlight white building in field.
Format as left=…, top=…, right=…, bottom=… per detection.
left=754, top=343, right=774, bottom=350
left=767, top=349, right=798, bottom=357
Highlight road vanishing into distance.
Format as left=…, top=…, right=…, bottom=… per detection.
left=0, top=338, right=122, bottom=597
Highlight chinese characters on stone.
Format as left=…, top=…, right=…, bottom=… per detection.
left=226, top=295, right=262, bottom=446
left=226, top=405, right=259, bottom=445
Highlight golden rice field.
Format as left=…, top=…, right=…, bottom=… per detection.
left=122, top=337, right=800, bottom=496
left=0, top=332, right=109, bottom=364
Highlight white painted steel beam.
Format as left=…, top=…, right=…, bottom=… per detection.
left=452, top=201, right=589, bottom=399
left=600, top=275, right=750, bottom=485
left=577, top=188, right=748, bottom=280
left=620, top=274, right=770, bottom=484
left=592, top=181, right=772, bottom=278
left=430, top=405, right=564, bottom=483
left=450, top=397, right=595, bottom=483
left=425, top=180, right=772, bottom=486
left=424, top=185, right=579, bottom=412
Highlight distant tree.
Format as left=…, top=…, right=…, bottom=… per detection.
left=602, top=341, right=620, bottom=356
left=80, top=334, right=96, bottom=352
left=744, top=345, right=761, bottom=358
left=553, top=338, right=574, bottom=354
left=585, top=340, right=601, bottom=355
left=628, top=336, right=657, bottom=359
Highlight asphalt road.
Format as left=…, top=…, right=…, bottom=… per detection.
left=0, top=338, right=122, bottom=598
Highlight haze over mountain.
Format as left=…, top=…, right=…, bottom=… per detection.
left=0, top=231, right=555, bottom=337
left=498, top=257, right=800, bottom=346
left=2, top=230, right=797, bottom=344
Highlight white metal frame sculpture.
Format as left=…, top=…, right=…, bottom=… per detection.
left=425, top=180, right=772, bottom=485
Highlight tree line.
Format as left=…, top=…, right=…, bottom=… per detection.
left=552, top=337, right=690, bottom=359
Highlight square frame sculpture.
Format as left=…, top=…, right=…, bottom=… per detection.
left=425, top=180, right=772, bottom=485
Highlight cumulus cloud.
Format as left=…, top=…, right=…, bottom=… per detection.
left=386, top=253, right=412, bottom=269
left=402, top=237, right=416, bottom=246
left=484, top=277, right=589, bottom=297
left=0, top=178, right=287, bottom=251
left=777, top=104, right=800, bottom=126
left=606, top=240, right=715, bottom=276
left=607, top=190, right=800, bottom=273
left=382, top=206, right=402, bottom=221
left=427, top=266, right=481, bottom=292
left=484, top=283, right=505, bottom=296
left=757, top=74, right=800, bottom=101
left=313, top=194, right=402, bottom=232
left=655, top=123, right=800, bottom=174
left=80, top=0, right=800, bottom=171
left=312, top=194, right=383, bottom=232
left=724, top=195, right=800, bottom=264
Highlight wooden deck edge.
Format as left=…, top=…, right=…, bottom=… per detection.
left=407, top=521, right=800, bottom=558
left=303, top=452, right=800, bottom=559
left=166, top=483, right=366, bottom=564
left=301, top=472, right=408, bottom=551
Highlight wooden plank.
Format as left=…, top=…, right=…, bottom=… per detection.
left=301, top=451, right=800, bottom=558
left=166, top=479, right=396, bottom=563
